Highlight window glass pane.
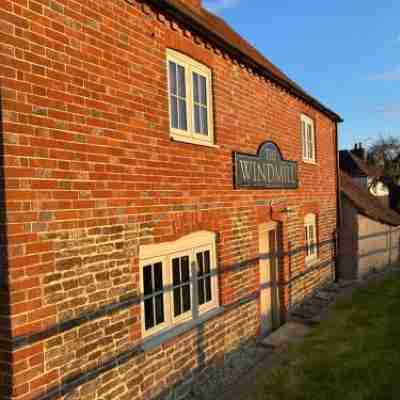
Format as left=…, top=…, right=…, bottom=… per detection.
left=193, top=73, right=199, bottom=103
left=174, top=288, right=181, bottom=317
left=181, top=256, right=190, bottom=282
left=155, top=294, right=164, bottom=324
left=177, top=65, right=186, bottom=98
left=200, top=107, right=208, bottom=135
left=143, top=265, right=153, bottom=296
left=144, top=298, right=154, bottom=329
left=170, top=96, right=178, bottom=129
left=310, top=131, right=315, bottom=160
left=197, top=250, right=212, bottom=306
left=310, top=225, right=316, bottom=255
left=205, top=276, right=212, bottom=302
left=178, top=99, right=187, bottom=130
left=305, top=226, right=309, bottom=256
left=172, top=257, right=180, bottom=286
left=182, top=285, right=191, bottom=312
left=198, top=279, right=205, bottom=305
left=199, top=75, right=207, bottom=106
left=197, top=252, right=204, bottom=276
left=302, top=121, right=307, bottom=158
left=194, top=104, right=201, bottom=133
left=154, top=262, right=163, bottom=292
left=168, top=62, right=177, bottom=95
left=310, top=224, right=315, bottom=241
left=307, top=125, right=313, bottom=159
left=204, top=250, right=210, bottom=274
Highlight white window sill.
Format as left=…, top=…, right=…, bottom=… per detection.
left=171, top=133, right=219, bottom=149
left=302, top=159, right=317, bottom=165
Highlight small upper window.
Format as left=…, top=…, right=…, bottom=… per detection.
left=301, top=115, right=316, bottom=162
left=304, top=213, right=318, bottom=264
left=139, top=231, right=219, bottom=337
left=167, top=50, right=214, bottom=146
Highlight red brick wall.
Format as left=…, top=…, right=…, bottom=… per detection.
left=0, top=0, right=338, bottom=398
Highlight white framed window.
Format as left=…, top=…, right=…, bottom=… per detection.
left=139, top=231, right=219, bottom=337
left=166, top=49, right=214, bottom=146
left=304, top=213, right=318, bottom=264
left=301, top=114, right=316, bottom=162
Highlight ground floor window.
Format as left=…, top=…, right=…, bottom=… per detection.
left=304, top=213, right=318, bottom=264
left=139, top=231, right=219, bottom=337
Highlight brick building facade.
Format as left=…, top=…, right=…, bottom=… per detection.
left=0, top=0, right=341, bottom=399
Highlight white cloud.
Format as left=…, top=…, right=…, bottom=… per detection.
left=204, top=0, right=240, bottom=13
left=368, top=67, right=400, bottom=81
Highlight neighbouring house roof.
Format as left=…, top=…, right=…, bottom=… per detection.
left=339, top=150, right=383, bottom=178
left=144, top=0, right=343, bottom=123
left=340, top=172, right=400, bottom=226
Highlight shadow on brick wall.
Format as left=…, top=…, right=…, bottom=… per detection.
left=151, top=336, right=261, bottom=400
left=0, top=85, right=12, bottom=397
left=25, top=238, right=336, bottom=400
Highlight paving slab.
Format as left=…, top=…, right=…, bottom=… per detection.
left=261, top=322, right=311, bottom=348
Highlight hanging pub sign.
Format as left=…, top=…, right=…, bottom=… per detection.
left=234, top=141, right=298, bottom=189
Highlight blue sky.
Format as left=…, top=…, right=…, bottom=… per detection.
left=203, top=0, right=400, bottom=150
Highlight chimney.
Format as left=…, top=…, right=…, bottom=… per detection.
left=351, top=142, right=366, bottom=160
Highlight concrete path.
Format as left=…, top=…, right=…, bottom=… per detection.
left=261, top=322, right=311, bottom=348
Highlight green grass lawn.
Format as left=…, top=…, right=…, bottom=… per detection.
left=241, top=275, right=400, bottom=400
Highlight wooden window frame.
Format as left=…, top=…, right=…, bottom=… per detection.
left=139, top=256, right=169, bottom=337
left=166, top=49, right=215, bottom=147
left=139, top=231, right=219, bottom=338
left=304, top=213, right=318, bottom=265
left=170, top=250, right=193, bottom=325
left=301, top=114, right=316, bottom=163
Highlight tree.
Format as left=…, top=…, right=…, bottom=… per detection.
left=367, top=135, right=400, bottom=211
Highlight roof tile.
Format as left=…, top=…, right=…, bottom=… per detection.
left=146, top=0, right=342, bottom=122
left=340, top=171, right=400, bottom=226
